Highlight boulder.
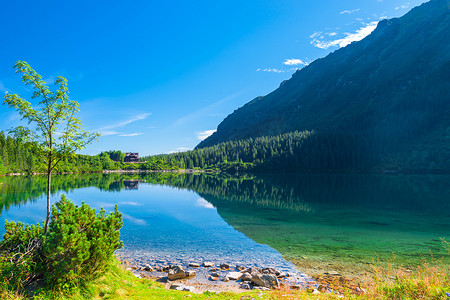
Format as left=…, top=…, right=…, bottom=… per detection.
left=220, top=263, right=231, bottom=270
left=225, top=271, right=243, bottom=281
left=241, top=272, right=252, bottom=282
left=167, top=265, right=186, bottom=281
left=251, top=273, right=280, bottom=289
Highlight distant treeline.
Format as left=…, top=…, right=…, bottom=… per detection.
left=1, top=129, right=448, bottom=175
left=142, top=130, right=379, bottom=173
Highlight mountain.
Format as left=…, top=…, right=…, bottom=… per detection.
left=197, top=0, right=450, bottom=171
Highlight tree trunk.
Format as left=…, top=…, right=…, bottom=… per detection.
left=44, top=159, right=52, bottom=233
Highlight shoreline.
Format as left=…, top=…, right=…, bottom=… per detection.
left=119, top=255, right=315, bottom=294
left=0, top=168, right=206, bottom=177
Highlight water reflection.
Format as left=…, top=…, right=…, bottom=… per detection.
left=1, top=172, right=450, bottom=270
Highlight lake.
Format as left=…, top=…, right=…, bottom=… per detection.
left=1, top=172, right=449, bottom=277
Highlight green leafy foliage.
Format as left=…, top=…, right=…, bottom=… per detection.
left=42, top=195, right=123, bottom=285
left=0, top=196, right=123, bottom=294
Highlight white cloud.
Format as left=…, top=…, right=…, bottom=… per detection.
left=283, top=59, right=309, bottom=66
left=340, top=8, right=360, bottom=14
left=311, top=21, right=378, bottom=49
left=196, top=129, right=216, bottom=141
left=118, top=133, right=144, bottom=137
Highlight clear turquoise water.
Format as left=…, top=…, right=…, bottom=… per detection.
left=1, top=172, right=449, bottom=274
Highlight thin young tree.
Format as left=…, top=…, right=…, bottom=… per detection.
left=3, top=61, right=99, bottom=233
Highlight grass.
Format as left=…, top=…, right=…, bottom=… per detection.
left=1, top=257, right=450, bottom=299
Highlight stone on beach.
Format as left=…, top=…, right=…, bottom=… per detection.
left=240, top=272, right=252, bottom=282
left=251, top=273, right=280, bottom=289
left=225, top=271, right=243, bottom=281
left=167, top=265, right=186, bottom=280
left=220, top=263, right=231, bottom=270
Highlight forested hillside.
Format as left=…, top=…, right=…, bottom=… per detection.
left=198, top=0, right=450, bottom=172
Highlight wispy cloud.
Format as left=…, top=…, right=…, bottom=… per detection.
left=340, top=8, right=360, bottom=14
left=119, top=201, right=143, bottom=206
left=97, top=113, right=151, bottom=136
left=100, top=113, right=151, bottom=131
left=396, top=3, right=410, bottom=10
left=168, top=147, right=192, bottom=154
left=100, top=130, right=120, bottom=136
left=283, top=59, right=309, bottom=66
left=196, top=129, right=216, bottom=141
left=169, top=93, right=242, bottom=129
left=311, top=21, right=378, bottom=49
left=256, top=68, right=284, bottom=73
left=119, top=133, right=144, bottom=137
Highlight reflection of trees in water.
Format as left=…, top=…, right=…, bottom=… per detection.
left=1, top=172, right=450, bottom=216
left=149, top=173, right=450, bottom=214
left=0, top=173, right=153, bottom=214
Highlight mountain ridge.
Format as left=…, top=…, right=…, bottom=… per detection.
left=197, top=0, right=450, bottom=170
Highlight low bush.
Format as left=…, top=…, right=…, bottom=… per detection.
left=0, top=195, right=123, bottom=294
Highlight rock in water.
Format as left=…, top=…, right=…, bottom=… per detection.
left=203, top=262, right=214, bottom=267
left=251, top=273, right=280, bottom=289
left=167, top=265, right=186, bottom=280
left=185, top=270, right=196, bottom=277
left=225, top=272, right=243, bottom=281
left=188, top=263, right=200, bottom=268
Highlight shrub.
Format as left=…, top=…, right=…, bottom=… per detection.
left=0, top=195, right=123, bottom=292
left=42, top=195, right=123, bottom=286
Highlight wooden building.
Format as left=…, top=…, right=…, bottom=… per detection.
left=124, top=152, right=139, bottom=163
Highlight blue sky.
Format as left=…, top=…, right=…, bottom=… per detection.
left=0, top=0, right=427, bottom=156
